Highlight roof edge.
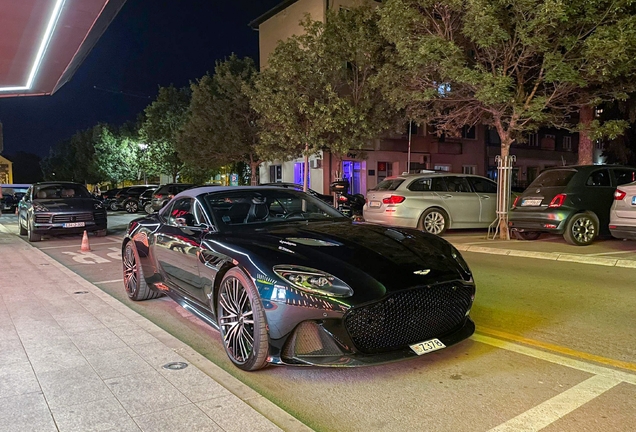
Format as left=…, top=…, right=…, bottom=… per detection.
left=248, top=0, right=300, bottom=29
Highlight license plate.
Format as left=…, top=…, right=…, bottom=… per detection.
left=631, top=196, right=636, bottom=205
left=521, top=199, right=542, bottom=206
left=369, top=201, right=381, bottom=208
left=63, top=222, right=85, bottom=228
left=409, top=338, right=446, bottom=355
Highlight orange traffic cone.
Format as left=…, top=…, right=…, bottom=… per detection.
left=81, top=230, right=91, bottom=252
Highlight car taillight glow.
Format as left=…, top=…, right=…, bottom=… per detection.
left=548, top=194, right=566, bottom=208
left=382, top=195, right=406, bottom=204
left=512, top=196, right=520, bottom=208
left=614, top=189, right=626, bottom=200
left=338, top=196, right=348, bottom=202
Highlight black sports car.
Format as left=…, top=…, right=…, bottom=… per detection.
left=18, top=181, right=108, bottom=242
left=122, top=186, right=475, bottom=371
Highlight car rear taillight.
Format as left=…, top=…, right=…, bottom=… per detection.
left=382, top=195, right=406, bottom=204
left=548, top=194, right=566, bottom=208
left=338, top=195, right=348, bottom=202
left=614, top=189, right=627, bottom=200
left=512, top=196, right=520, bottom=208
left=154, top=194, right=163, bottom=199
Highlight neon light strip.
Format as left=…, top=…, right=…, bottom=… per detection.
left=0, top=0, right=66, bottom=92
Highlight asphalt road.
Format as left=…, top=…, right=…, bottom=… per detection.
left=1, top=212, right=635, bottom=431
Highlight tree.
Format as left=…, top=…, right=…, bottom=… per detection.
left=179, top=56, right=262, bottom=185
left=378, top=0, right=636, bottom=238
left=252, top=7, right=399, bottom=189
left=92, top=124, right=139, bottom=186
left=141, top=86, right=190, bottom=182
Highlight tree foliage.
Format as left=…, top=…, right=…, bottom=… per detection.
left=92, top=123, right=140, bottom=185
left=378, top=0, right=636, bottom=155
left=141, top=85, right=190, bottom=182
left=179, top=55, right=262, bottom=185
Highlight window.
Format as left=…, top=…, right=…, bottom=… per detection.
left=462, top=165, right=476, bottom=175
left=165, top=198, right=195, bottom=226
left=528, top=133, right=539, bottom=147
left=405, top=122, right=418, bottom=136
left=408, top=177, right=447, bottom=192
left=462, top=126, right=476, bottom=140
left=444, top=177, right=471, bottom=193
left=293, top=163, right=309, bottom=185
left=269, top=165, right=282, bottom=183
left=586, top=169, right=611, bottom=187
left=371, top=179, right=404, bottom=191
left=613, top=169, right=636, bottom=186
left=377, top=161, right=393, bottom=182
left=468, top=177, right=497, bottom=193
left=562, top=136, right=572, bottom=151
left=434, top=164, right=451, bottom=172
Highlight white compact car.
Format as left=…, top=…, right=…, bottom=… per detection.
left=609, top=181, right=636, bottom=240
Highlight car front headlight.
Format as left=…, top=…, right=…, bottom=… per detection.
left=33, top=203, right=48, bottom=212
left=450, top=246, right=471, bottom=277
left=273, top=265, right=353, bottom=297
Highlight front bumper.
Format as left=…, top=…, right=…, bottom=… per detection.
left=32, top=212, right=107, bottom=234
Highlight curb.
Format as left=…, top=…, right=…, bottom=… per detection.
left=453, top=244, right=636, bottom=269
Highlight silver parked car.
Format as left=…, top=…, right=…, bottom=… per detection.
left=363, top=172, right=498, bottom=235
left=609, top=181, right=636, bottom=240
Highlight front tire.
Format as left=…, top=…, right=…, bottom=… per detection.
left=19, top=217, right=27, bottom=236
left=564, top=212, right=598, bottom=246
left=217, top=268, right=269, bottom=371
left=144, top=203, right=154, bottom=214
left=109, top=201, right=119, bottom=211
left=419, top=208, right=449, bottom=235
left=27, top=218, right=41, bottom=242
left=123, top=241, right=161, bottom=301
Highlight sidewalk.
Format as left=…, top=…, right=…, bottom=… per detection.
left=0, top=231, right=312, bottom=432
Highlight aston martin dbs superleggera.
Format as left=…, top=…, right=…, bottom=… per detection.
left=122, top=186, right=476, bottom=371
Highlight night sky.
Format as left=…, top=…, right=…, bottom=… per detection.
left=0, top=0, right=281, bottom=158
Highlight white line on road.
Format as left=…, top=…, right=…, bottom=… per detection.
left=587, top=250, right=636, bottom=256
left=472, top=334, right=636, bottom=385
left=93, top=279, right=122, bottom=284
left=39, top=242, right=119, bottom=250
left=488, top=374, right=623, bottom=432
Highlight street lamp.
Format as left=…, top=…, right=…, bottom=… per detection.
left=138, top=143, right=148, bottom=185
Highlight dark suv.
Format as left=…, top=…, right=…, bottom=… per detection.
left=151, top=183, right=196, bottom=211
left=114, top=185, right=158, bottom=213
left=509, top=165, right=636, bottom=245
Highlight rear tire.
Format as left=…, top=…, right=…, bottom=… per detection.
left=515, top=231, right=541, bottom=241
left=564, top=212, right=598, bottom=246
left=27, top=218, right=41, bottom=242
left=124, top=199, right=139, bottom=213
left=122, top=241, right=161, bottom=300
left=144, top=203, right=154, bottom=214
left=418, top=208, right=449, bottom=235
left=217, top=268, right=269, bottom=371
left=109, top=201, right=119, bottom=211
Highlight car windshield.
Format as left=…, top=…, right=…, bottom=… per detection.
left=34, top=184, right=91, bottom=199
left=528, top=170, right=576, bottom=188
left=371, top=178, right=405, bottom=191
left=204, top=189, right=346, bottom=228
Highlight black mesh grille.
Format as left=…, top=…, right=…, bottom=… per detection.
left=344, top=283, right=473, bottom=354
left=52, top=213, right=94, bottom=223
left=34, top=214, right=51, bottom=223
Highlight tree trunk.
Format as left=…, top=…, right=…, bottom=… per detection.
left=250, top=161, right=260, bottom=186
left=303, top=143, right=309, bottom=192
left=578, top=105, right=594, bottom=165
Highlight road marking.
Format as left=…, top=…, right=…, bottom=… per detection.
left=61, top=251, right=110, bottom=264
left=587, top=250, right=636, bottom=256
left=472, top=333, right=636, bottom=385
left=39, top=242, right=118, bottom=250
left=94, top=279, right=122, bottom=284
left=488, top=374, right=622, bottom=432
left=477, top=327, right=636, bottom=374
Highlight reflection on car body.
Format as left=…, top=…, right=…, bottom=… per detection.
left=122, top=186, right=476, bottom=371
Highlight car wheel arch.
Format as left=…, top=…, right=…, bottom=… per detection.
left=418, top=206, right=451, bottom=230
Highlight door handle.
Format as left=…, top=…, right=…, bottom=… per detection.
left=441, top=194, right=453, bottom=199
left=480, top=195, right=490, bottom=199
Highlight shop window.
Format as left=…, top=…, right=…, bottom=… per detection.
left=269, top=165, right=282, bottom=183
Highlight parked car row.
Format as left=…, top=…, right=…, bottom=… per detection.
left=1, top=184, right=30, bottom=213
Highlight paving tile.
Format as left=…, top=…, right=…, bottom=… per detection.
left=54, top=313, right=107, bottom=334
left=0, top=360, right=40, bottom=398
left=15, top=323, right=69, bottom=349
left=0, top=326, right=28, bottom=365
left=68, top=327, right=127, bottom=353
left=0, top=392, right=57, bottom=432
left=159, top=363, right=233, bottom=403
left=131, top=341, right=187, bottom=370
left=197, top=395, right=283, bottom=432
left=85, top=345, right=155, bottom=380
left=97, top=310, right=137, bottom=328
left=26, top=339, right=89, bottom=374
left=51, top=396, right=141, bottom=432
left=110, top=323, right=159, bottom=346
left=105, top=371, right=190, bottom=417
left=37, top=364, right=113, bottom=409
left=133, top=403, right=224, bottom=432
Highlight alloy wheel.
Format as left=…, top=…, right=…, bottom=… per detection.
left=218, top=277, right=255, bottom=364
left=123, top=244, right=138, bottom=297
left=571, top=217, right=595, bottom=244
left=424, top=211, right=446, bottom=235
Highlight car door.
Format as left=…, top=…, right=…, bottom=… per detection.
left=583, top=168, right=614, bottom=230
left=153, top=197, right=205, bottom=301
left=440, top=176, right=481, bottom=225
left=467, top=176, right=498, bottom=223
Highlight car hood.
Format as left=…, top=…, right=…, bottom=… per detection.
left=32, top=198, right=101, bottom=212
left=207, top=221, right=469, bottom=304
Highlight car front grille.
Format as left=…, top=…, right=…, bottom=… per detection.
left=344, top=283, right=473, bottom=354
left=52, top=213, right=94, bottom=223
